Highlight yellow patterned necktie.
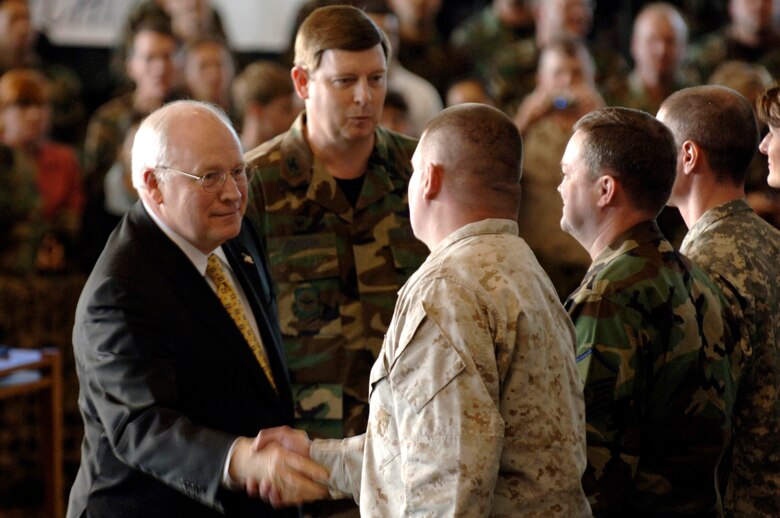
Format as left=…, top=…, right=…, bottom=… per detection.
left=206, top=254, right=277, bottom=392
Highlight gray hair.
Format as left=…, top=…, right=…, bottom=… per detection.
left=131, top=100, right=240, bottom=189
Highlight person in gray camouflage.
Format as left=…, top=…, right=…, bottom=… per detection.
left=244, top=4, right=427, bottom=451
left=560, top=106, right=743, bottom=516
left=659, top=85, right=780, bottom=518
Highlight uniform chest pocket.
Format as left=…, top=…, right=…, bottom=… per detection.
left=389, top=301, right=466, bottom=414
left=267, top=233, right=342, bottom=338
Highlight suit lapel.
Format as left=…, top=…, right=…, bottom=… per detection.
left=133, top=204, right=289, bottom=415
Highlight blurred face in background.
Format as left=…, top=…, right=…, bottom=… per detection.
left=631, top=8, right=687, bottom=79
left=256, top=93, right=300, bottom=140
left=537, top=47, right=593, bottom=93
left=387, top=0, right=442, bottom=25
left=127, top=29, right=179, bottom=104
left=0, top=0, right=34, bottom=55
left=0, top=70, right=51, bottom=150
left=160, top=0, right=213, bottom=43
left=184, top=40, right=234, bottom=107
left=537, top=0, right=594, bottom=42
left=1, top=99, right=49, bottom=149
left=729, top=0, right=778, bottom=36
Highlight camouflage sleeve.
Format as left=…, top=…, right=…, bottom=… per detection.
left=310, top=434, right=365, bottom=502
left=389, top=292, right=505, bottom=516
left=570, top=292, right=643, bottom=513
left=83, top=111, right=121, bottom=197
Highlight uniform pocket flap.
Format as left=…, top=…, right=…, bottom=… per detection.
left=390, top=300, right=466, bottom=413
left=267, top=233, right=339, bottom=281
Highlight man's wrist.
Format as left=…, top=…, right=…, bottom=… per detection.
left=225, top=436, right=251, bottom=490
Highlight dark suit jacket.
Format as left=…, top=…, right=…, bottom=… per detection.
left=68, top=202, right=298, bottom=517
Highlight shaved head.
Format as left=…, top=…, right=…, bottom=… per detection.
left=420, top=103, right=523, bottom=216
left=659, top=85, right=758, bottom=185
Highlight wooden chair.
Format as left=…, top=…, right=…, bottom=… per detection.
left=0, top=348, right=64, bottom=518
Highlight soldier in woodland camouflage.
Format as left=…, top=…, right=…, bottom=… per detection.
left=560, top=107, right=742, bottom=516
left=659, top=85, right=780, bottom=517
left=244, top=5, right=427, bottom=448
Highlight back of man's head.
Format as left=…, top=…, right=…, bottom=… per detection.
left=294, top=5, right=390, bottom=72
left=660, top=85, right=758, bottom=186
left=422, top=102, right=522, bottom=218
left=574, top=107, right=676, bottom=217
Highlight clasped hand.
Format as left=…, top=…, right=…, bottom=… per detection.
left=230, top=426, right=329, bottom=508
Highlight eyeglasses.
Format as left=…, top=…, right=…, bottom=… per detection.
left=155, top=164, right=255, bottom=193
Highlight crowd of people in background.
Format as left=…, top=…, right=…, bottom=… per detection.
left=2, top=0, right=780, bottom=515
left=1, top=0, right=779, bottom=291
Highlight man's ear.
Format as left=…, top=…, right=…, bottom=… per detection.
left=680, top=140, right=699, bottom=176
left=291, top=66, right=309, bottom=101
left=247, top=100, right=263, bottom=120
left=143, top=168, right=164, bottom=204
left=596, top=174, right=616, bottom=208
left=422, top=163, right=443, bottom=200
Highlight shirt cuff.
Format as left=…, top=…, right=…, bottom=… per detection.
left=221, top=437, right=243, bottom=491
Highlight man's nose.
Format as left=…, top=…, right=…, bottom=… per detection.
left=354, top=78, right=371, bottom=105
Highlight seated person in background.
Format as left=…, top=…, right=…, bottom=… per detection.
left=380, top=90, right=414, bottom=136
left=450, top=0, right=537, bottom=112
left=261, top=102, right=591, bottom=517
left=604, top=2, right=695, bottom=247
left=0, top=68, right=83, bottom=274
left=686, top=0, right=780, bottom=82
left=183, top=36, right=235, bottom=117
left=561, top=106, right=741, bottom=516
left=231, top=60, right=300, bottom=151
left=445, top=76, right=496, bottom=107
left=513, top=38, right=604, bottom=135
left=82, top=15, right=182, bottom=268
left=103, top=120, right=140, bottom=219
left=366, top=3, right=443, bottom=137
left=85, top=15, right=181, bottom=203
left=0, top=0, right=85, bottom=146
left=514, top=38, right=603, bottom=300
left=125, top=0, right=226, bottom=47
left=386, top=0, right=471, bottom=96
left=603, top=2, right=694, bottom=115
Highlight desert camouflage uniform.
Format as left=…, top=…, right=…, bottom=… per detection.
left=680, top=199, right=780, bottom=518
left=245, top=112, right=427, bottom=440
left=566, top=220, right=743, bottom=516
left=312, top=219, right=591, bottom=517
left=685, top=28, right=780, bottom=83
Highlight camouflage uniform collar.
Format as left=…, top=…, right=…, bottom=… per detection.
left=683, top=198, right=752, bottom=247
left=591, top=220, right=667, bottom=269
left=429, top=218, right=519, bottom=259
left=276, top=111, right=398, bottom=212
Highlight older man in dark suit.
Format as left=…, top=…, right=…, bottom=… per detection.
left=67, top=100, right=328, bottom=518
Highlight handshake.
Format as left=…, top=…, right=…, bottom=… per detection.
left=229, top=426, right=330, bottom=508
